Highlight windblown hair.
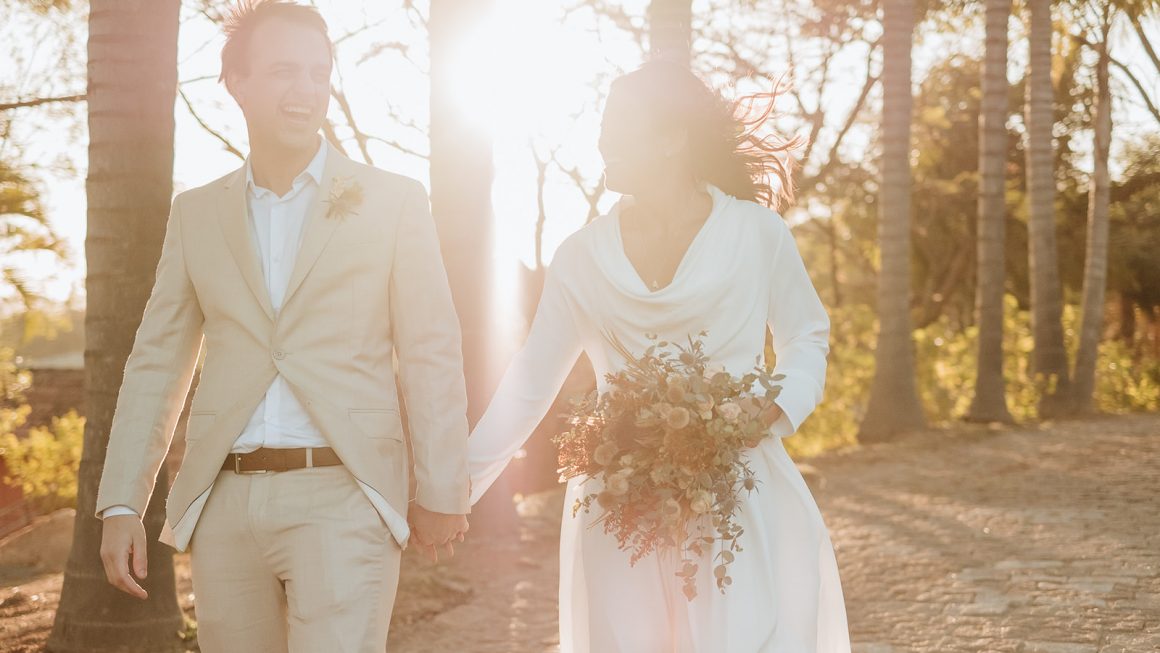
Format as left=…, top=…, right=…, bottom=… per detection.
left=217, top=0, right=333, bottom=85
left=611, top=60, right=803, bottom=211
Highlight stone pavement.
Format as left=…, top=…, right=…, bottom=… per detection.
left=388, top=413, right=1160, bottom=652
left=818, top=413, right=1160, bottom=653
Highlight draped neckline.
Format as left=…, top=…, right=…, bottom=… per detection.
left=607, top=184, right=729, bottom=298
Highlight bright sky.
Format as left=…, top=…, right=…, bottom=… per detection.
left=4, top=0, right=650, bottom=311
left=2, top=0, right=1157, bottom=313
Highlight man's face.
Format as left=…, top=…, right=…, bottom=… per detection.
left=228, top=18, right=331, bottom=152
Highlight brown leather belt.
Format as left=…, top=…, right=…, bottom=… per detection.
left=221, top=446, right=343, bottom=474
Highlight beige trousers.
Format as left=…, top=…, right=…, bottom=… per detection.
left=189, top=465, right=403, bottom=653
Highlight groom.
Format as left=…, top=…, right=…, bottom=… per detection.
left=96, top=2, right=470, bottom=650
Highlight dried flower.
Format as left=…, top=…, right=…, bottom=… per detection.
left=690, top=490, right=713, bottom=514
left=666, top=406, right=691, bottom=430
left=553, top=331, right=784, bottom=600
left=593, top=441, right=619, bottom=466
left=717, top=401, right=743, bottom=423
left=606, top=470, right=631, bottom=496
left=324, top=176, right=364, bottom=221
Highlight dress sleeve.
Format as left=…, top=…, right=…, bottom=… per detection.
left=467, top=254, right=584, bottom=505
left=766, top=218, right=831, bottom=437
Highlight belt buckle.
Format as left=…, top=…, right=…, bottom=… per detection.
left=233, top=453, right=266, bottom=474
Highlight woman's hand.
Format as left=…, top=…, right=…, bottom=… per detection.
left=759, top=402, right=784, bottom=430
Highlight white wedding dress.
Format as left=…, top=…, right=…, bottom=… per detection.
left=468, top=185, right=851, bottom=652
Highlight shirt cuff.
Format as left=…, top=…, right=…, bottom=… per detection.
left=101, top=505, right=139, bottom=519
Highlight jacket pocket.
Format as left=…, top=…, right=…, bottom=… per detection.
left=348, top=408, right=403, bottom=441
left=185, top=411, right=216, bottom=443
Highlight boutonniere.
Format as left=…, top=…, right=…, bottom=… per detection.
left=324, top=176, right=364, bottom=221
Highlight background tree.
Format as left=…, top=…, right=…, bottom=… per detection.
left=858, top=0, right=927, bottom=441
left=427, top=0, right=517, bottom=531
left=967, top=0, right=1015, bottom=423
left=648, top=0, right=693, bottom=64
left=1025, top=0, right=1072, bottom=416
left=47, top=1, right=185, bottom=650
left=1072, top=0, right=1114, bottom=411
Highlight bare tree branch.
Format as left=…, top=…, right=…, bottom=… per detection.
left=529, top=140, right=558, bottom=270
left=330, top=84, right=374, bottom=164
left=1070, top=31, right=1160, bottom=126
left=805, top=40, right=881, bottom=186
left=1110, top=54, right=1160, bottom=125
left=322, top=119, right=351, bottom=158
left=334, top=16, right=392, bottom=46
left=0, top=93, right=85, bottom=111
left=551, top=150, right=606, bottom=224
left=1129, top=11, right=1160, bottom=77
left=178, top=88, right=244, bottom=160
left=364, top=134, right=428, bottom=160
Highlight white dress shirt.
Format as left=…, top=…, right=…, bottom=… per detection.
left=231, top=138, right=330, bottom=453
left=104, top=139, right=333, bottom=518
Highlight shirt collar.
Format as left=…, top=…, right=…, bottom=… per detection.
left=245, top=136, right=328, bottom=197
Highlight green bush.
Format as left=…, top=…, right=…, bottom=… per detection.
left=0, top=410, right=84, bottom=514
left=785, top=296, right=1160, bottom=457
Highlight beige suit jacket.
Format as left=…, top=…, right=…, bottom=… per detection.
left=94, top=146, right=471, bottom=551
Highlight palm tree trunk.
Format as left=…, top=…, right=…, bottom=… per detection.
left=428, top=0, right=516, bottom=534
left=1025, top=0, right=1072, bottom=416
left=48, top=1, right=184, bottom=650
left=648, top=0, right=693, bottom=65
left=1073, top=10, right=1113, bottom=412
left=967, top=0, right=1015, bottom=423
left=858, top=0, right=927, bottom=442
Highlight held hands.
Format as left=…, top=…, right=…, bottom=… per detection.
left=407, top=503, right=468, bottom=563
left=100, top=514, right=149, bottom=600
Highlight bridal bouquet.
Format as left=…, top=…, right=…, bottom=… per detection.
left=553, top=331, right=784, bottom=600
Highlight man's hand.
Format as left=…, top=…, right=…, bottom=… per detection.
left=100, top=514, right=149, bottom=600
left=407, top=503, right=468, bottom=563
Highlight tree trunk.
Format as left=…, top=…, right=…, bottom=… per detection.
left=648, top=0, right=693, bottom=65
left=1025, top=0, right=1072, bottom=416
left=858, top=0, right=927, bottom=442
left=967, top=0, right=1015, bottom=424
left=48, top=1, right=184, bottom=650
left=1073, top=11, right=1113, bottom=412
left=428, top=0, right=516, bottom=534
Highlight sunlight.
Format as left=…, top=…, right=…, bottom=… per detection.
left=434, top=0, right=642, bottom=362
left=444, top=0, right=610, bottom=142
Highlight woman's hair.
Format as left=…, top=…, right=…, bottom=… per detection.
left=217, top=1, right=333, bottom=85
left=610, top=60, right=802, bottom=211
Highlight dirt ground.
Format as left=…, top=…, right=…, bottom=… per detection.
left=2, top=413, right=1158, bottom=652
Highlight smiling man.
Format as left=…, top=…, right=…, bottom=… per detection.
left=94, top=2, right=471, bottom=650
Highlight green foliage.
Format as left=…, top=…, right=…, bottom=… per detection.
left=1092, top=337, right=1160, bottom=414
left=781, top=306, right=874, bottom=458
left=0, top=346, right=82, bottom=515
left=0, top=409, right=83, bottom=514
left=0, top=345, right=31, bottom=401
left=0, top=161, right=67, bottom=312
left=784, top=298, right=1160, bottom=456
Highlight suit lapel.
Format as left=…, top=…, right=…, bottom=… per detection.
left=281, top=147, right=346, bottom=309
left=218, top=167, right=275, bottom=321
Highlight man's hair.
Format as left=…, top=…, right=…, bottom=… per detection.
left=218, top=1, right=333, bottom=85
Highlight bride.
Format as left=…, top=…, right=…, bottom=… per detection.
left=467, top=60, right=852, bottom=653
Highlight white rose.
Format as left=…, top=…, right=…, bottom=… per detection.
left=717, top=401, right=743, bottom=423
left=690, top=490, right=714, bottom=514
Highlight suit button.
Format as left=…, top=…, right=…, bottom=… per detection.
left=272, top=350, right=286, bottom=360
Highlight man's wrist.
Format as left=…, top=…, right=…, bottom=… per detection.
left=101, top=505, right=139, bottom=519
